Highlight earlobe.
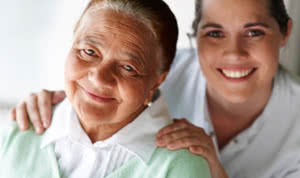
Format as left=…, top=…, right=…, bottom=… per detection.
left=282, top=19, right=293, bottom=46
left=144, top=90, right=154, bottom=106
left=144, top=71, right=169, bottom=106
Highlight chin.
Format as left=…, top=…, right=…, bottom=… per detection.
left=79, top=112, right=112, bottom=125
left=77, top=101, right=117, bottom=122
left=222, top=89, right=253, bottom=104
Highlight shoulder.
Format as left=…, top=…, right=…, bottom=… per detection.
left=161, top=48, right=204, bottom=90
left=274, top=66, right=300, bottom=109
left=149, top=147, right=211, bottom=178
left=164, top=48, right=200, bottom=82
left=0, top=121, right=42, bottom=155
left=0, top=122, right=59, bottom=178
left=159, top=48, right=206, bottom=121
left=266, top=67, right=300, bottom=151
left=171, top=48, right=198, bottom=70
left=160, top=48, right=204, bottom=93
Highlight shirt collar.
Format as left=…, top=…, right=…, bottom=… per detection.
left=41, top=94, right=172, bottom=165
left=106, top=95, right=172, bottom=164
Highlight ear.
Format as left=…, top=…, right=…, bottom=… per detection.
left=281, top=19, right=293, bottom=47
left=144, top=71, right=169, bottom=105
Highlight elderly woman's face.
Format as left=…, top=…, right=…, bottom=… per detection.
left=64, top=9, right=163, bottom=126
left=197, top=0, right=290, bottom=103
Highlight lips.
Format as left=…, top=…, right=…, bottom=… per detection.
left=83, top=88, right=116, bottom=103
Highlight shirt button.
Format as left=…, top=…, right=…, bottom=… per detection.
left=234, top=139, right=238, bottom=144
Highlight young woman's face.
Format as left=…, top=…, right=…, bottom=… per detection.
left=64, top=9, right=164, bottom=126
left=197, top=0, right=290, bottom=103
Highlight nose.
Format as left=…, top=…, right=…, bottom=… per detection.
left=88, top=62, right=116, bottom=88
left=223, top=37, right=248, bottom=61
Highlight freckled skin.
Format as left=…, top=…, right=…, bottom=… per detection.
left=64, top=9, right=166, bottom=137
left=197, top=0, right=289, bottom=104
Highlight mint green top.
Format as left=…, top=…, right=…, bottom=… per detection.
left=0, top=122, right=211, bottom=178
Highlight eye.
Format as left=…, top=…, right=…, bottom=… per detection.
left=205, top=31, right=225, bottom=38
left=123, top=65, right=134, bottom=72
left=83, top=49, right=97, bottom=56
left=246, top=30, right=265, bottom=37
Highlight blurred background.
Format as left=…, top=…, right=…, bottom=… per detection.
left=0, top=0, right=299, bottom=121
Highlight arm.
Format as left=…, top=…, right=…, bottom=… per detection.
left=9, top=90, right=65, bottom=134
left=156, top=119, right=229, bottom=178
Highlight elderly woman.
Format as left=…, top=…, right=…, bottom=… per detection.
left=0, top=0, right=211, bottom=178
left=9, top=0, right=300, bottom=178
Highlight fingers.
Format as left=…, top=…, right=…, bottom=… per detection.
left=157, top=118, right=192, bottom=137
left=156, top=128, right=197, bottom=147
left=38, top=90, right=52, bottom=128
left=163, top=131, right=213, bottom=150
left=9, top=89, right=62, bottom=134
left=26, top=93, right=44, bottom=134
left=39, top=90, right=65, bottom=128
left=9, top=107, right=16, bottom=121
left=156, top=118, right=216, bottom=159
left=52, top=90, right=66, bottom=104
left=15, top=102, right=29, bottom=131
left=166, top=131, right=213, bottom=150
left=190, top=145, right=211, bottom=156
left=167, top=137, right=204, bottom=150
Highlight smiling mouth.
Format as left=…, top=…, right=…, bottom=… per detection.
left=218, top=68, right=257, bottom=79
left=83, top=89, right=116, bottom=103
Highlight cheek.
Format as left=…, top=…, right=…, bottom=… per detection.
left=64, top=53, right=89, bottom=101
left=197, top=39, right=219, bottom=79
left=118, top=78, right=150, bottom=106
left=64, top=53, right=88, bottom=82
left=251, top=39, right=281, bottom=79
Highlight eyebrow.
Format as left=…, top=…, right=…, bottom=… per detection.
left=121, top=51, right=146, bottom=69
left=201, top=22, right=271, bottom=30
left=201, top=23, right=223, bottom=29
left=244, top=22, right=270, bottom=28
left=79, top=37, right=105, bottom=48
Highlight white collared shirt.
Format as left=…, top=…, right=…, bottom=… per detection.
left=160, top=48, right=300, bottom=178
left=41, top=95, right=172, bottom=178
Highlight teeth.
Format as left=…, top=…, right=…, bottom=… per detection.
left=222, top=69, right=253, bottom=78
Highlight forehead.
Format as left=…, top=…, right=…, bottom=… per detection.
left=201, top=0, right=272, bottom=24
left=75, top=9, right=155, bottom=53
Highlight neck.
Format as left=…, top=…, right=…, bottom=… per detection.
left=79, top=105, right=147, bottom=143
left=206, top=82, right=273, bottom=149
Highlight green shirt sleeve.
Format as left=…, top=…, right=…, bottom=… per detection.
left=167, top=149, right=211, bottom=178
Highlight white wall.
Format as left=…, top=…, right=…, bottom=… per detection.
left=0, top=0, right=87, bottom=103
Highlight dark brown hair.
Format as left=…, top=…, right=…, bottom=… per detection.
left=192, top=0, right=290, bottom=36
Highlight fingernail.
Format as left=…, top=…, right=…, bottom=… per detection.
left=43, top=122, right=48, bottom=128
left=36, top=127, right=42, bottom=134
left=156, top=140, right=164, bottom=146
left=20, top=124, right=25, bottom=130
left=169, top=144, right=174, bottom=148
left=168, top=145, right=175, bottom=150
